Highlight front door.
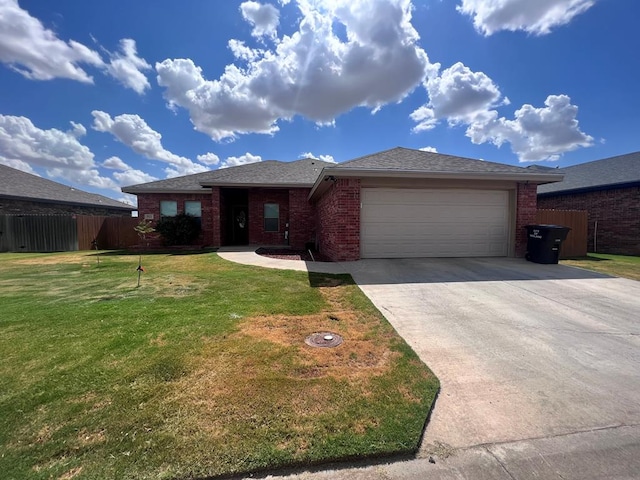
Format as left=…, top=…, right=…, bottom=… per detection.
left=231, top=205, right=248, bottom=245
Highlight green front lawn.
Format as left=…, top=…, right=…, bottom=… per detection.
left=562, top=253, right=640, bottom=281
left=0, top=251, right=438, bottom=479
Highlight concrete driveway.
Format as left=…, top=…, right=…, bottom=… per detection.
left=346, top=257, right=640, bottom=452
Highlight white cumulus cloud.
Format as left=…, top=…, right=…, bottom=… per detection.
left=411, top=62, right=507, bottom=132
left=240, top=1, right=280, bottom=39
left=0, top=114, right=121, bottom=189
left=0, top=0, right=104, bottom=82
left=103, top=156, right=129, bottom=170
left=458, top=0, right=596, bottom=36
left=419, top=146, right=438, bottom=153
left=220, top=152, right=262, bottom=169
left=466, top=94, right=594, bottom=161
left=410, top=60, right=592, bottom=161
left=299, top=152, right=336, bottom=163
left=156, top=0, right=434, bottom=142
left=0, top=115, right=95, bottom=170
left=91, top=110, right=208, bottom=177
left=103, top=155, right=158, bottom=185
left=197, top=152, right=220, bottom=165
left=105, top=39, right=151, bottom=94
left=0, top=157, right=37, bottom=174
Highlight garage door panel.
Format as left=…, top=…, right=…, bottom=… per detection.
left=361, top=188, right=510, bottom=258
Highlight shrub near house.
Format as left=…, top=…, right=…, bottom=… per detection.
left=155, top=213, right=201, bottom=246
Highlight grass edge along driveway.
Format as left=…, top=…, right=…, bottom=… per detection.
left=561, top=253, right=640, bottom=281
left=0, top=251, right=439, bottom=479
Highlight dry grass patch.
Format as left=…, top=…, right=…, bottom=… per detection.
left=0, top=251, right=439, bottom=479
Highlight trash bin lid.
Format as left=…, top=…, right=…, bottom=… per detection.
left=526, top=224, right=571, bottom=230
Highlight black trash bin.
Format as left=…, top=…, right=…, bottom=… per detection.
left=525, top=225, right=571, bottom=264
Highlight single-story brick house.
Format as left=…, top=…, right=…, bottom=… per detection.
left=0, top=164, right=134, bottom=216
left=122, top=147, right=563, bottom=261
left=538, top=151, right=640, bottom=256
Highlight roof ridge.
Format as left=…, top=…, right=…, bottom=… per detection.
left=337, top=146, right=404, bottom=167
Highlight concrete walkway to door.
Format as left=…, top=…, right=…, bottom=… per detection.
left=217, top=249, right=640, bottom=479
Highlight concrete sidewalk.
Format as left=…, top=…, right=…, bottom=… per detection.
left=217, top=246, right=350, bottom=274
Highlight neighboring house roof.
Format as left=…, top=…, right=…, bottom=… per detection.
left=0, top=164, right=134, bottom=211
left=122, top=158, right=334, bottom=194
left=538, top=151, right=640, bottom=196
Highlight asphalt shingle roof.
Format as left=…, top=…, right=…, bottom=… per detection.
left=333, top=147, right=538, bottom=174
left=122, top=158, right=335, bottom=193
left=0, top=164, right=134, bottom=210
left=538, top=152, right=640, bottom=195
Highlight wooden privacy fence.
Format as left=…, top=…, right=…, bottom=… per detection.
left=535, top=209, right=588, bottom=258
left=76, top=215, right=139, bottom=250
left=0, top=214, right=139, bottom=252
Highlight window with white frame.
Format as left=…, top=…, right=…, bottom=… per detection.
left=264, top=203, right=279, bottom=232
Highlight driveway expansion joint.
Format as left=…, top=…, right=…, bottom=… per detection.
left=485, top=446, right=517, bottom=480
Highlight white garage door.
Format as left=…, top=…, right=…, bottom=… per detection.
left=361, top=188, right=510, bottom=258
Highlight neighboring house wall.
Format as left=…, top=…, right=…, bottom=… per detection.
left=315, top=178, right=361, bottom=261
left=136, top=192, right=214, bottom=246
left=515, top=183, right=538, bottom=257
left=248, top=188, right=289, bottom=246
left=0, top=198, right=131, bottom=217
left=288, top=188, right=315, bottom=250
left=538, top=186, right=640, bottom=255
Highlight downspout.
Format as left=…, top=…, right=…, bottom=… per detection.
left=593, top=220, right=598, bottom=253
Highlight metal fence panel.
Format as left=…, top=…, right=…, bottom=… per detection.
left=0, top=215, right=78, bottom=252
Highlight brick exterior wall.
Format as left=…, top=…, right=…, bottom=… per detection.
left=210, top=187, right=221, bottom=247
left=515, top=182, right=538, bottom=257
left=248, top=189, right=289, bottom=245
left=315, top=178, right=361, bottom=261
left=0, top=198, right=131, bottom=217
left=136, top=192, right=214, bottom=246
left=538, top=186, right=640, bottom=255
left=288, top=188, right=315, bottom=249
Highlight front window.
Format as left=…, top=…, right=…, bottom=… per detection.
left=160, top=200, right=177, bottom=217
left=185, top=201, right=202, bottom=227
left=185, top=201, right=202, bottom=217
left=264, top=203, right=279, bottom=232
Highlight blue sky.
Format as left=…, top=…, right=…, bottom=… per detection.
left=0, top=0, right=638, bottom=205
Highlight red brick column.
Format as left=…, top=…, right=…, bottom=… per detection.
left=288, top=188, right=314, bottom=249
left=515, top=182, right=538, bottom=257
left=316, top=178, right=360, bottom=261
left=211, top=187, right=221, bottom=247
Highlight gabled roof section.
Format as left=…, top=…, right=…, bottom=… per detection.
left=538, top=151, right=640, bottom=195
left=309, top=147, right=564, bottom=200
left=334, top=147, right=534, bottom=174
left=0, top=164, right=134, bottom=211
left=122, top=158, right=334, bottom=194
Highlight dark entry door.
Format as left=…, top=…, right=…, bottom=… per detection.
left=231, top=205, right=248, bottom=245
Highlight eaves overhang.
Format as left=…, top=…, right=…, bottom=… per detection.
left=1, top=193, right=135, bottom=211
left=198, top=182, right=315, bottom=189
left=121, top=187, right=212, bottom=195
left=538, top=180, right=640, bottom=197
left=308, top=167, right=565, bottom=201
